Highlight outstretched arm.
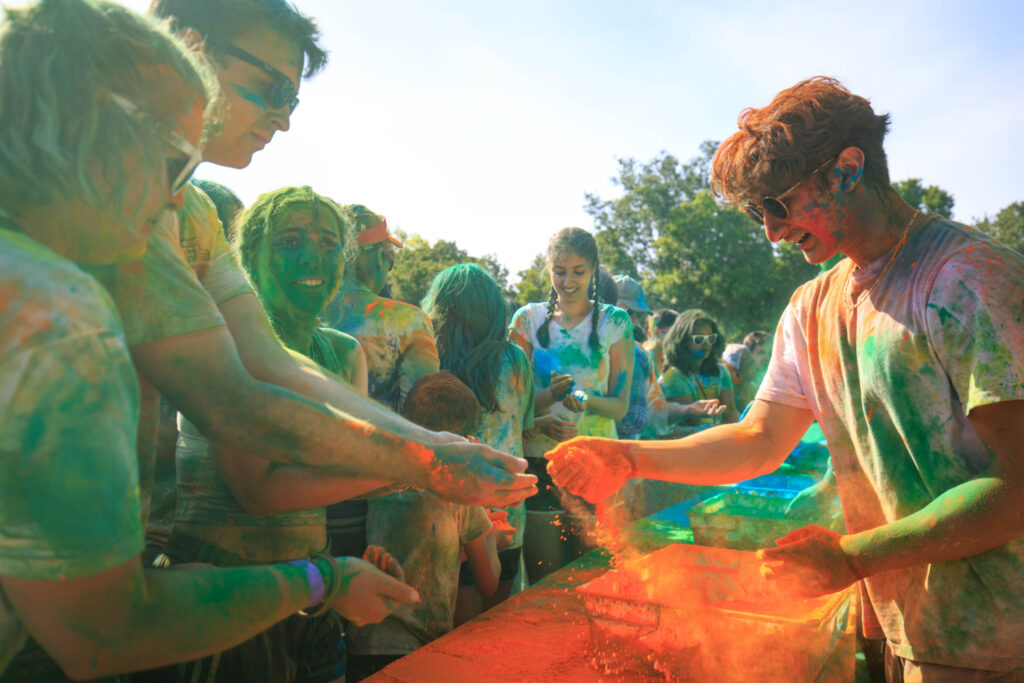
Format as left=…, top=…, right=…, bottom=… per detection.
left=546, top=398, right=813, bottom=502
left=132, top=298, right=536, bottom=507
left=2, top=555, right=417, bottom=680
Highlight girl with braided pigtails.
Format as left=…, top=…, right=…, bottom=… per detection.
left=509, top=228, right=634, bottom=582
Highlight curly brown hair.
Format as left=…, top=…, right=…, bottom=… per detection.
left=711, top=76, right=891, bottom=209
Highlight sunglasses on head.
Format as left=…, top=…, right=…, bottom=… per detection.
left=743, top=156, right=837, bottom=224
left=110, top=93, right=202, bottom=195
left=691, top=333, right=718, bottom=346
left=206, top=36, right=299, bottom=113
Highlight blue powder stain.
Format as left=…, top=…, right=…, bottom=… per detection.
left=231, top=83, right=267, bottom=110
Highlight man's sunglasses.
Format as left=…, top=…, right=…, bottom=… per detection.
left=743, top=156, right=836, bottom=224
left=206, top=36, right=299, bottom=114
left=110, top=93, right=202, bottom=195
left=691, top=333, right=718, bottom=347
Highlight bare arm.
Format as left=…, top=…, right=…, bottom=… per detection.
left=1, top=555, right=416, bottom=679
left=546, top=399, right=813, bottom=503
left=844, top=400, right=1024, bottom=576
left=464, top=534, right=500, bottom=599
left=217, top=443, right=393, bottom=515
left=131, top=304, right=536, bottom=507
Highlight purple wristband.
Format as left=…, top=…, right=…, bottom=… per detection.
left=288, top=558, right=325, bottom=609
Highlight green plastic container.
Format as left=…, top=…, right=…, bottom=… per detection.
left=688, top=492, right=810, bottom=551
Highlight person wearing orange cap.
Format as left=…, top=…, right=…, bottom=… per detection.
left=320, top=205, right=442, bottom=559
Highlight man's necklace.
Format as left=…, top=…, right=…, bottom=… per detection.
left=843, top=209, right=920, bottom=310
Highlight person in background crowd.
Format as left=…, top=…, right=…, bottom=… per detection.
left=319, top=204, right=443, bottom=558
left=643, top=307, right=678, bottom=373
left=659, top=309, right=739, bottom=431
left=510, top=228, right=634, bottom=582
left=421, top=264, right=534, bottom=616
left=722, top=330, right=771, bottom=413
left=613, top=276, right=724, bottom=440
left=547, top=76, right=1024, bottom=680
left=347, top=372, right=500, bottom=682
left=0, top=2, right=414, bottom=679
left=321, top=204, right=440, bottom=411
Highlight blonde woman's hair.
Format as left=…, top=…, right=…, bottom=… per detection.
left=0, top=0, right=218, bottom=214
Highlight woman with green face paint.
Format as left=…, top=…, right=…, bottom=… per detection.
left=166, top=187, right=414, bottom=682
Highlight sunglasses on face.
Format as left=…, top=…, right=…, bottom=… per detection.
left=743, top=156, right=837, bottom=224
left=206, top=36, right=299, bottom=114
left=110, top=93, right=203, bottom=195
left=691, top=333, right=718, bottom=347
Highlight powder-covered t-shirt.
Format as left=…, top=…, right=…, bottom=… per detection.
left=82, top=183, right=253, bottom=526
left=348, top=492, right=491, bottom=654
left=659, top=362, right=733, bottom=429
left=0, top=227, right=143, bottom=672
left=757, top=216, right=1024, bottom=671
left=510, top=302, right=632, bottom=456
left=473, top=343, right=535, bottom=548
left=322, top=277, right=440, bottom=411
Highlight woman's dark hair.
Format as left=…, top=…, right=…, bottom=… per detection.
left=401, top=371, right=482, bottom=435
left=192, top=178, right=243, bottom=240
left=664, top=309, right=726, bottom=377
left=421, top=263, right=513, bottom=413
left=538, top=227, right=603, bottom=351
left=652, top=308, right=679, bottom=332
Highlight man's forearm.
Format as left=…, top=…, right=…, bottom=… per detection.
left=199, top=380, right=434, bottom=485
left=843, top=476, right=1023, bottom=578
left=626, top=401, right=806, bottom=485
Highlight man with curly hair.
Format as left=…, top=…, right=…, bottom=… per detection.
left=547, top=76, right=1024, bottom=678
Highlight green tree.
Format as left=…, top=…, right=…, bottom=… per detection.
left=892, top=178, right=955, bottom=218
left=585, top=141, right=719, bottom=279
left=977, top=201, right=1024, bottom=254
left=584, top=142, right=818, bottom=336
left=514, top=253, right=549, bottom=307
left=389, top=234, right=510, bottom=306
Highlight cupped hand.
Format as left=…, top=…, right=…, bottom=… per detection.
left=687, top=399, right=726, bottom=417
left=535, top=414, right=579, bottom=442
left=756, top=525, right=860, bottom=598
left=544, top=436, right=636, bottom=503
left=426, top=441, right=538, bottom=508
left=328, top=557, right=419, bottom=626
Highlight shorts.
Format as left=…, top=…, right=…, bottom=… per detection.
left=459, top=547, right=522, bottom=586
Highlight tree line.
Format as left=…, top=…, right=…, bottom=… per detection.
left=389, top=142, right=1024, bottom=340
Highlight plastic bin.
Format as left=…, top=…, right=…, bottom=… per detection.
left=578, top=544, right=853, bottom=681
left=687, top=491, right=812, bottom=551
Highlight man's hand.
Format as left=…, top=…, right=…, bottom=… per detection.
left=534, top=414, right=579, bottom=442
left=329, top=557, right=419, bottom=627
left=425, top=441, right=537, bottom=508
left=757, top=525, right=860, bottom=598
left=544, top=436, right=636, bottom=503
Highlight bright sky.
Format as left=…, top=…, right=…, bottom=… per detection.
left=122, top=0, right=1024, bottom=279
